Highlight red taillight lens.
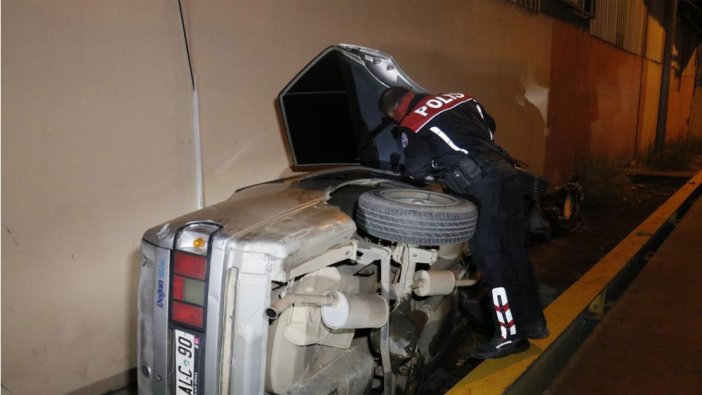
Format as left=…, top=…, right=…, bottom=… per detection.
left=172, top=275, right=185, bottom=301
left=174, top=251, right=207, bottom=280
left=171, top=251, right=208, bottom=330
left=172, top=300, right=204, bottom=328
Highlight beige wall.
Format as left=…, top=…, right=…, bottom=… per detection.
left=185, top=0, right=552, bottom=203
left=637, top=12, right=698, bottom=155
left=636, top=11, right=675, bottom=157
left=637, top=12, right=665, bottom=156
left=638, top=59, right=663, bottom=154
left=2, top=1, right=195, bottom=394
left=2, top=1, right=552, bottom=393
left=688, top=72, right=702, bottom=139
left=545, top=21, right=644, bottom=182
left=665, top=51, right=697, bottom=141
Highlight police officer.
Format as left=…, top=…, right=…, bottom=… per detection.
left=378, top=86, right=548, bottom=359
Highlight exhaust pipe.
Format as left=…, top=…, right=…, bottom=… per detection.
left=321, top=291, right=389, bottom=329
left=265, top=294, right=333, bottom=319
left=266, top=291, right=389, bottom=330
left=412, top=269, right=479, bottom=297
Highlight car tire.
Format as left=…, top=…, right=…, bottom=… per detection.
left=356, top=188, right=478, bottom=245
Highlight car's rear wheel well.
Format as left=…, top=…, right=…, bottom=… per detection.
left=327, top=184, right=383, bottom=218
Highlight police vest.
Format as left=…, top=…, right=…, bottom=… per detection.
left=399, top=93, right=477, bottom=133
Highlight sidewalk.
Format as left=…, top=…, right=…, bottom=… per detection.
left=543, top=192, right=702, bottom=394
left=626, top=154, right=702, bottom=178
left=448, top=168, right=702, bottom=395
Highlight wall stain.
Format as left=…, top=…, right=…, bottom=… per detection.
left=3, top=225, right=19, bottom=247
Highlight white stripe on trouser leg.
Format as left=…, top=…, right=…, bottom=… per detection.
left=492, top=287, right=517, bottom=339
left=504, top=306, right=514, bottom=328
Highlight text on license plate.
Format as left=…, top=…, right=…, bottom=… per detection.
left=174, top=329, right=198, bottom=395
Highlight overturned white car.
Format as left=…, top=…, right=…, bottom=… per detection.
left=138, top=45, right=489, bottom=395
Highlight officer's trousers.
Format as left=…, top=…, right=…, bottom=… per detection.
left=444, top=152, right=545, bottom=337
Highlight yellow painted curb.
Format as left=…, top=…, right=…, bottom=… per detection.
left=447, top=170, right=702, bottom=395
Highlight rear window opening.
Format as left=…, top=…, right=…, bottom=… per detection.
left=279, top=45, right=416, bottom=170
left=282, top=92, right=358, bottom=164
left=281, top=51, right=367, bottom=165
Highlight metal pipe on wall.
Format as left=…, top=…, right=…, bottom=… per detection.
left=655, top=0, right=679, bottom=153
left=178, top=0, right=205, bottom=209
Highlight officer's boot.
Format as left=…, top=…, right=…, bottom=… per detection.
left=471, top=286, right=530, bottom=359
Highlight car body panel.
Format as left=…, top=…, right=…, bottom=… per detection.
left=278, top=44, right=427, bottom=170
left=139, top=167, right=420, bottom=394
left=138, top=44, right=462, bottom=395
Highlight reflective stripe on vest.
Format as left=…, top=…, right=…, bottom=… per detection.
left=429, top=126, right=468, bottom=155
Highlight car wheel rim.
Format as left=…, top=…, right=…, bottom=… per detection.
left=378, top=189, right=458, bottom=207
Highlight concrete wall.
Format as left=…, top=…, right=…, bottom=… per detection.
left=1, top=1, right=195, bottom=394
left=688, top=74, right=702, bottom=139
left=636, top=0, right=662, bottom=155
left=545, top=12, right=698, bottom=183
left=184, top=0, right=553, bottom=204
left=2, top=1, right=552, bottom=393
left=665, top=52, right=697, bottom=141
left=545, top=21, right=644, bottom=182
left=637, top=8, right=699, bottom=155
left=587, top=41, right=644, bottom=159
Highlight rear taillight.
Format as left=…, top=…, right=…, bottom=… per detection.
left=166, top=223, right=220, bottom=395
left=169, top=222, right=220, bottom=331
left=174, top=251, right=207, bottom=280
left=172, top=300, right=204, bottom=328
left=171, top=251, right=208, bottom=330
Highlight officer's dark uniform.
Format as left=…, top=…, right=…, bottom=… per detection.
left=391, top=91, right=547, bottom=358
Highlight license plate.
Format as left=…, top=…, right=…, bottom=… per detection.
left=174, top=329, right=198, bottom=395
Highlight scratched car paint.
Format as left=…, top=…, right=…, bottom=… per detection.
left=136, top=44, right=518, bottom=395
